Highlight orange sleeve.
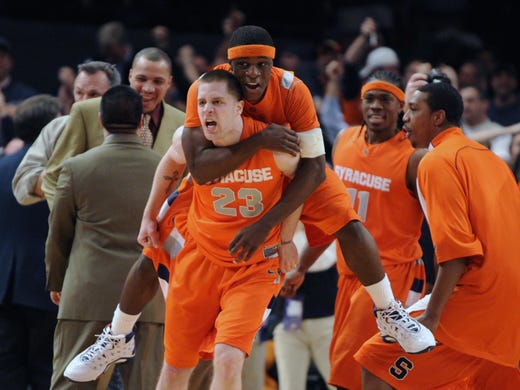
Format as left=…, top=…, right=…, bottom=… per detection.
left=285, top=79, right=320, bottom=132
left=418, top=155, right=483, bottom=263
left=184, top=79, right=201, bottom=128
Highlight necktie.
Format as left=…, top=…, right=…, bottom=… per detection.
left=139, top=114, right=154, bottom=148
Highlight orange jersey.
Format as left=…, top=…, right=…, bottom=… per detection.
left=332, top=127, right=423, bottom=275
left=187, top=116, right=285, bottom=266
left=185, top=64, right=320, bottom=133
left=417, top=127, right=520, bottom=367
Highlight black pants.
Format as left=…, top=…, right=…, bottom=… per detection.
left=0, top=304, right=57, bottom=390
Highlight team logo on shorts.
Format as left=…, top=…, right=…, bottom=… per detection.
left=388, top=356, right=414, bottom=380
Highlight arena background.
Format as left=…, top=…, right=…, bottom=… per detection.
left=1, top=0, right=518, bottom=95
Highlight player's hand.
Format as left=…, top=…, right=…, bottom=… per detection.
left=257, top=124, right=300, bottom=156
left=50, top=291, right=61, bottom=305
left=278, top=241, right=298, bottom=273
left=413, top=310, right=440, bottom=334
left=280, top=268, right=305, bottom=298
left=405, top=72, right=429, bottom=105
left=138, top=216, right=160, bottom=248
left=229, top=221, right=272, bottom=263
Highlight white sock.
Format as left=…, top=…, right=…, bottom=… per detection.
left=364, top=274, right=394, bottom=309
left=111, top=304, right=141, bottom=335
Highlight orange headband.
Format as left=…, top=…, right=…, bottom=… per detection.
left=361, top=80, right=405, bottom=103
left=227, top=44, right=276, bottom=60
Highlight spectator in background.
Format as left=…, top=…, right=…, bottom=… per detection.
left=457, top=59, right=489, bottom=91
left=461, top=84, right=511, bottom=162
left=91, top=21, right=134, bottom=85
left=488, top=62, right=520, bottom=126
left=55, top=65, right=76, bottom=115
left=0, top=36, right=37, bottom=152
left=12, top=60, right=121, bottom=206
left=341, top=17, right=400, bottom=126
left=0, top=94, right=60, bottom=390
left=212, top=6, right=246, bottom=65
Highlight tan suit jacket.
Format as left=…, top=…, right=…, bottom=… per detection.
left=42, top=97, right=185, bottom=208
left=45, top=134, right=164, bottom=322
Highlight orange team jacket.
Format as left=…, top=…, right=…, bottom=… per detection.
left=186, top=116, right=286, bottom=267
left=185, top=64, right=320, bottom=132
left=333, top=127, right=423, bottom=276
left=417, top=127, right=520, bottom=368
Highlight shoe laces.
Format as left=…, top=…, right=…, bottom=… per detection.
left=383, top=305, right=420, bottom=332
left=80, top=332, right=119, bottom=362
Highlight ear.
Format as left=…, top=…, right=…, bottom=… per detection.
left=98, top=112, right=104, bottom=128
left=237, top=100, right=244, bottom=116
left=432, top=109, right=446, bottom=127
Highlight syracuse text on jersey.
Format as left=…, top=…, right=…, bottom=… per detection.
left=334, top=166, right=391, bottom=192
left=209, top=167, right=274, bottom=184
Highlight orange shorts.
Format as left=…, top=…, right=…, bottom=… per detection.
left=329, top=260, right=425, bottom=389
left=163, top=236, right=284, bottom=368
left=354, top=317, right=520, bottom=389
left=301, top=166, right=360, bottom=238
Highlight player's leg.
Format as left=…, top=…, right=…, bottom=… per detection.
left=156, top=363, right=194, bottom=390
left=301, top=168, right=435, bottom=354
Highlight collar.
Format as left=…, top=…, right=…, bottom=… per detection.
left=429, top=126, right=464, bottom=149
left=104, top=133, right=142, bottom=144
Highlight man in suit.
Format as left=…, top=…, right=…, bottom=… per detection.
left=42, top=47, right=186, bottom=209
left=0, top=94, right=60, bottom=389
left=45, top=85, right=165, bottom=390
left=12, top=60, right=121, bottom=206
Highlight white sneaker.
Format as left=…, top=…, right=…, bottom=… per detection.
left=375, top=300, right=436, bottom=354
left=64, top=324, right=135, bottom=382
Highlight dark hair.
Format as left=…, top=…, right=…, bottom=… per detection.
left=100, top=85, right=142, bottom=132
left=199, top=69, right=244, bottom=101
left=77, top=60, right=121, bottom=87
left=418, top=82, right=464, bottom=125
left=14, top=94, right=60, bottom=143
left=228, top=25, right=274, bottom=48
left=132, top=47, right=172, bottom=73
left=366, top=70, right=404, bottom=90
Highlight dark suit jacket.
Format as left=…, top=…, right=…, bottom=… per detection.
left=0, top=145, right=57, bottom=313
left=45, top=134, right=164, bottom=322
left=42, top=97, right=185, bottom=208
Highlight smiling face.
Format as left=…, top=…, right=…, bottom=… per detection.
left=361, top=89, right=403, bottom=139
left=128, top=56, right=171, bottom=114
left=230, top=56, right=273, bottom=104
left=403, top=90, right=436, bottom=148
left=197, top=79, right=244, bottom=146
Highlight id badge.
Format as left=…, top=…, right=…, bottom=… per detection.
left=283, top=297, right=303, bottom=331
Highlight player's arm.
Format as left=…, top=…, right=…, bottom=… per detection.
left=280, top=243, right=330, bottom=298
left=417, top=257, right=467, bottom=332
left=182, top=123, right=300, bottom=184
left=138, top=127, right=187, bottom=248
left=406, top=148, right=428, bottom=197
